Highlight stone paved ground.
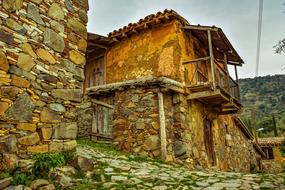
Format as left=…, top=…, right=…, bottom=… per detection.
left=68, top=141, right=285, bottom=190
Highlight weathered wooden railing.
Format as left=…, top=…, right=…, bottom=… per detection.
left=187, top=59, right=240, bottom=101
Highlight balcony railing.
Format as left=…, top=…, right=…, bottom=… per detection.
left=187, top=59, right=240, bottom=102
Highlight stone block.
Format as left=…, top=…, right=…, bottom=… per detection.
left=49, top=141, right=63, bottom=152
left=6, top=18, right=27, bottom=34
left=27, top=3, right=44, bottom=25
left=36, top=49, right=56, bottom=64
left=51, top=89, right=82, bottom=102
left=53, top=122, right=77, bottom=139
left=0, top=102, right=9, bottom=116
left=3, top=0, right=23, bottom=12
left=17, top=53, right=35, bottom=71
left=48, top=103, right=66, bottom=113
left=6, top=92, right=35, bottom=122
left=0, top=51, right=9, bottom=72
left=63, top=140, right=77, bottom=150
left=67, top=18, right=87, bottom=39
left=18, top=132, right=40, bottom=145
left=40, top=107, right=61, bottom=123
left=17, top=123, right=37, bottom=132
left=3, top=153, right=18, bottom=171
left=27, top=145, right=49, bottom=153
left=43, top=28, right=65, bottom=53
left=48, top=3, right=64, bottom=21
left=69, top=50, right=85, bottom=65
left=0, top=177, right=12, bottom=189
left=9, top=65, right=36, bottom=81
left=20, top=43, right=37, bottom=58
left=0, top=86, right=20, bottom=100
left=65, top=0, right=75, bottom=12
left=173, top=141, right=186, bottom=157
left=11, top=75, right=30, bottom=88
left=143, top=135, right=160, bottom=151
left=41, top=127, right=52, bottom=140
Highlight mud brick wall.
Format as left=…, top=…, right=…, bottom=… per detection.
left=0, top=0, right=89, bottom=161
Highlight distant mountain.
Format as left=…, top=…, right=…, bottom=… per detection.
left=239, top=75, right=285, bottom=137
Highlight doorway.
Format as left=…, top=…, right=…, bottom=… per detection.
left=204, top=119, right=216, bottom=166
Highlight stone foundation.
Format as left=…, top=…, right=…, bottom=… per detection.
left=0, top=0, right=89, bottom=168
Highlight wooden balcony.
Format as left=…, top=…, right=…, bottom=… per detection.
left=185, top=60, right=242, bottom=115
left=183, top=26, right=243, bottom=115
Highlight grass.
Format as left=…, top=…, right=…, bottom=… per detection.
left=77, top=138, right=166, bottom=164
left=77, top=138, right=123, bottom=156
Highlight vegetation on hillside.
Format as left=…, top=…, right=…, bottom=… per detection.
left=239, top=74, right=285, bottom=137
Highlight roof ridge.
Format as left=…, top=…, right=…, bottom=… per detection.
left=107, top=9, right=189, bottom=40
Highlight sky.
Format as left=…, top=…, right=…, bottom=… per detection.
left=87, top=0, right=285, bottom=79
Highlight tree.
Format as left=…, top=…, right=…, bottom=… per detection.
left=274, top=3, right=285, bottom=54
left=274, top=39, right=285, bottom=54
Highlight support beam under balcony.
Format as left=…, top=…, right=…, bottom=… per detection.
left=208, top=30, right=216, bottom=90
left=182, top=56, right=210, bottom=65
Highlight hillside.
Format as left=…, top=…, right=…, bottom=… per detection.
left=239, top=74, right=285, bottom=137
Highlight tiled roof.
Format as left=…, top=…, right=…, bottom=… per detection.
left=257, top=137, right=285, bottom=147
left=108, top=9, right=189, bottom=40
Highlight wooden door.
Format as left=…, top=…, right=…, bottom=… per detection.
left=84, top=56, right=105, bottom=90
left=204, top=119, right=216, bottom=166
left=91, top=96, right=114, bottom=141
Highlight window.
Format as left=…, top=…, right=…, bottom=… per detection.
left=261, top=147, right=274, bottom=160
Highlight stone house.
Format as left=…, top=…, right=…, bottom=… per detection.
left=0, top=0, right=89, bottom=170
left=258, top=137, right=285, bottom=173
left=0, top=1, right=265, bottom=173
left=83, top=10, right=265, bottom=172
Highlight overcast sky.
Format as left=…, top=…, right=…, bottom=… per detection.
left=87, top=0, right=285, bottom=79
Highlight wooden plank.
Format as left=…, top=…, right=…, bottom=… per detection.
left=158, top=92, right=167, bottom=160
left=187, top=90, right=221, bottom=100
left=208, top=30, right=216, bottom=90
left=92, top=99, right=114, bottom=109
left=91, top=105, right=98, bottom=141
left=182, top=56, right=210, bottom=65
left=183, top=25, right=219, bottom=32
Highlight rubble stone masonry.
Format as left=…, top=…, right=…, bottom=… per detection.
left=0, top=0, right=89, bottom=169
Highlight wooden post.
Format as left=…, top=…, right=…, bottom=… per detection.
left=207, top=30, right=216, bottom=90
left=223, top=53, right=230, bottom=92
left=234, top=65, right=240, bottom=100
left=158, top=92, right=167, bottom=160
left=91, top=105, right=98, bottom=141
left=234, top=65, right=239, bottom=83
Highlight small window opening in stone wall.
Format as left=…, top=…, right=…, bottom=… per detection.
left=262, top=147, right=274, bottom=160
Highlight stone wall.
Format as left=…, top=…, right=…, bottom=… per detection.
left=0, top=0, right=89, bottom=168
left=183, top=101, right=258, bottom=172
left=112, top=87, right=175, bottom=159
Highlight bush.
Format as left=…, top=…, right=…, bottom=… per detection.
left=12, top=171, right=34, bottom=186
left=32, top=153, right=65, bottom=178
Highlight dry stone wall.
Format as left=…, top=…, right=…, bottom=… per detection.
left=0, top=0, right=89, bottom=166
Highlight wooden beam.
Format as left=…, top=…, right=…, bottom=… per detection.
left=223, top=53, right=230, bottom=92
left=208, top=30, right=216, bottom=90
left=182, top=56, right=210, bottom=65
left=92, top=99, right=114, bottom=109
left=158, top=92, right=167, bottom=160
left=91, top=105, right=98, bottom=141
left=187, top=90, right=221, bottom=100
left=183, top=25, right=219, bottom=32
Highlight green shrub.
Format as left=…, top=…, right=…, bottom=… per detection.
left=0, top=171, right=11, bottom=179
left=32, top=153, right=65, bottom=178
left=12, top=171, right=34, bottom=186
left=62, top=149, right=76, bottom=164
